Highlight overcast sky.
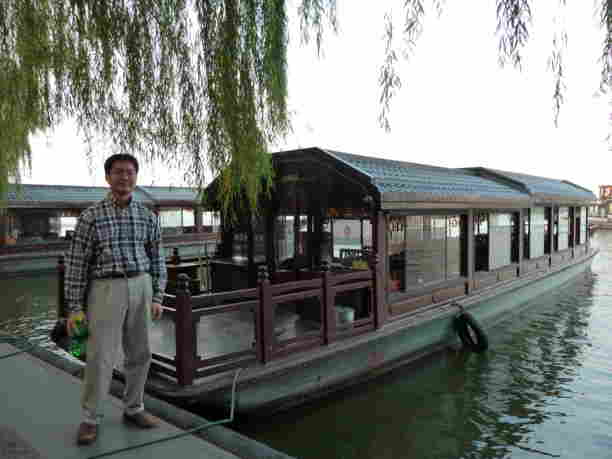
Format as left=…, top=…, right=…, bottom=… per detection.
left=25, top=1, right=609, bottom=196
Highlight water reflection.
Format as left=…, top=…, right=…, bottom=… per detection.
left=234, top=234, right=611, bottom=459
left=0, top=274, right=59, bottom=350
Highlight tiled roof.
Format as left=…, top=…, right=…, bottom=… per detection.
left=139, top=186, right=200, bottom=202
left=473, top=169, right=596, bottom=203
left=7, top=184, right=199, bottom=207
left=324, top=150, right=529, bottom=205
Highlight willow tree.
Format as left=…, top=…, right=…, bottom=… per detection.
left=1, top=0, right=611, bottom=216
left=0, top=0, right=337, bottom=216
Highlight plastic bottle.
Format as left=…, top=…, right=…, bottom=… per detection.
left=69, top=311, right=89, bottom=359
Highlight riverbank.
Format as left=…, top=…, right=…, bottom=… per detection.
left=0, top=335, right=292, bottom=459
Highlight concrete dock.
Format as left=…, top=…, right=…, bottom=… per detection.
left=0, top=342, right=242, bottom=459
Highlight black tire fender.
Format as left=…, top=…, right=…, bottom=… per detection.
left=453, top=311, right=489, bottom=353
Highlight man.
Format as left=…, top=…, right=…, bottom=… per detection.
left=64, top=153, right=167, bottom=445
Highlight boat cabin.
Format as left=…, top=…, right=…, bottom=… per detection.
left=202, top=148, right=594, bottom=319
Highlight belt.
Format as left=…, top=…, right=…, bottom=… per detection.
left=96, top=272, right=143, bottom=279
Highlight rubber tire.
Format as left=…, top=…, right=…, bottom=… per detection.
left=454, top=312, right=489, bottom=353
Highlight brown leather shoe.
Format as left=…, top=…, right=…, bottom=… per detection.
left=76, top=422, right=98, bottom=445
left=123, top=411, right=160, bottom=429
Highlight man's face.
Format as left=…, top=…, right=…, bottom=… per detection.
left=106, top=160, right=137, bottom=197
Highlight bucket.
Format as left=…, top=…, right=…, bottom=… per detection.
left=335, top=306, right=355, bottom=324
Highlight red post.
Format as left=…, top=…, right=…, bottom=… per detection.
left=258, top=266, right=273, bottom=364
left=373, top=211, right=387, bottom=327
left=174, top=273, right=196, bottom=386
left=369, top=252, right=385, bottom=329
left=322, top=261, right=335, bottom=344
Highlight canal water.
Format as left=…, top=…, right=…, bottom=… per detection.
left=1, top=233, right=612, bottom=458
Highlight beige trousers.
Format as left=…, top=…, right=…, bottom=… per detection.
left=81, top=273, right=153, bottom=425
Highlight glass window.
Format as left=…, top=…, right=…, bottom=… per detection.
left=233, top=230, right=248, bottom=260
left=275, top=215, right=295, bottom=266
left=388, top=214, right=462, bottom=293
left=530, top=208, right=545, bottom=259
left=578, top=207, right=587, bottom=245
left=489, top=213, right=512, bottom=270
left=333, top=218, right=372, bottom=261
left=557, top=207, right=569, bottom=251
left=387, top=217, right=405, bottom=292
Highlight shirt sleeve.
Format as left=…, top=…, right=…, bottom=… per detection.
left=148, top=213, right=167, bottom=304
left=64, top=211, right=96, bottom=314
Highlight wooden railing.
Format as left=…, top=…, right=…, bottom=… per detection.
left=152, top=261, right=376, bottom=385
left=57, top=255, right=379, bottom=387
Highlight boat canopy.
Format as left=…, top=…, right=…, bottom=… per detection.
left=464, top=168, right=596, bottom=205
left=204, top=148, right=594, bottom=211
left=6, top=184, right=200, bottom=209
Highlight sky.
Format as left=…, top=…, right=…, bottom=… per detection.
left=25, top=1, right=610, bottom=196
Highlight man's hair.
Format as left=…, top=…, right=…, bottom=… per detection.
left=104, top=154, right=139, bottom=175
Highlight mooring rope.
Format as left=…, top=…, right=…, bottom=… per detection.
left=88, top=368, right=243, bottom=459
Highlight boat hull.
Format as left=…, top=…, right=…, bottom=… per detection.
left=147, top=249, right=596, bottom=416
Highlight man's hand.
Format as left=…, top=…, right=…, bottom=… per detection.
left=151, top=302, right=163, bottom=320
left=66, top=311, right=86, bottom=337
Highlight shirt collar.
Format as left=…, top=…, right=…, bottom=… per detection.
left=106, top=192, right=134, bottom=209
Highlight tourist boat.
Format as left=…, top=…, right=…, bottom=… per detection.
left=56, top=147, right=597, bottom=415
left=0, top=184, right=219, bottom=276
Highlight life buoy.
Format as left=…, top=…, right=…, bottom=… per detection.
left=454, top=311, right=488, bottom=353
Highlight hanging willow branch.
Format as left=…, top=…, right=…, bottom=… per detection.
left=377, top=0, right=435, bottom=132
left=3, top=0, right=612, bottom=211
left=496, top=0, right=532, bottom=70
left=0, top=0, right=337, bottom=219
left=548, top=27, right=567, bottom=127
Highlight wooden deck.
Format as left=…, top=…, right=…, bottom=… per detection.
left=123, top=302, right=322, bottom=370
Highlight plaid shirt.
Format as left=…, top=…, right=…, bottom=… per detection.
left=64, top=193, right=167, bottom=313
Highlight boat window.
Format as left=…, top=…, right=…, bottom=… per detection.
left=474, top=212, right=488, bottom=272
left=332, top=218, right=372, bottom=264
left=530, top=207, right=546, bottom=258
left=557, top=207, right=569, bottom=251
left=160, top=208, right=196, bottom=235
left=233, top=230, right=248, bottom=260
left=578, top=206, right=587, bottom=245
left=489, top=213, right=512, bottom=270
left=544, top=207, right=552, bottom=255
left=275, top=215, right=295, bottom=266
left=387, top=214, right=463, bottom=292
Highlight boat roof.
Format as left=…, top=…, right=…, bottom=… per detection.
left=322, top=150, right=530, bottom=209
left=463, top=168, right=596, bottom=205
left=270, top=148, right=595, bottom=209
left=6, top=184, right=200, bottom=209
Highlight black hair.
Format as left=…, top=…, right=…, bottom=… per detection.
left=104, top=154, right=139, bottom=175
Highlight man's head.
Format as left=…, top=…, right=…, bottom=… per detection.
left=104, top=154, right=139, bottom=200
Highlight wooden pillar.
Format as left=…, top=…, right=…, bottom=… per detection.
left=567, top=207, right=580, bottom=258
left=517, top=209, right=524, bottom=276
left=175, top=274, right=196, bottom=386
left=586, top=206, right=590, bottom=248
left=547, top=206, right=554, bottom=266
left=264, top=209, right=276, bottom=274
left=373, top=211, right=386, bottom=327
left=194, top=206, right=203, bottom=233
left=465, top=210, right=475, bottom=294
left=258, top=266, right=273, bottom=363
left=322, top=261, right=336, bottom=344
left=57, top=255, right=67, bottom=319
left=247, top=215, right=255, bottom=287
left=0, top=212, right=8, bottom=246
